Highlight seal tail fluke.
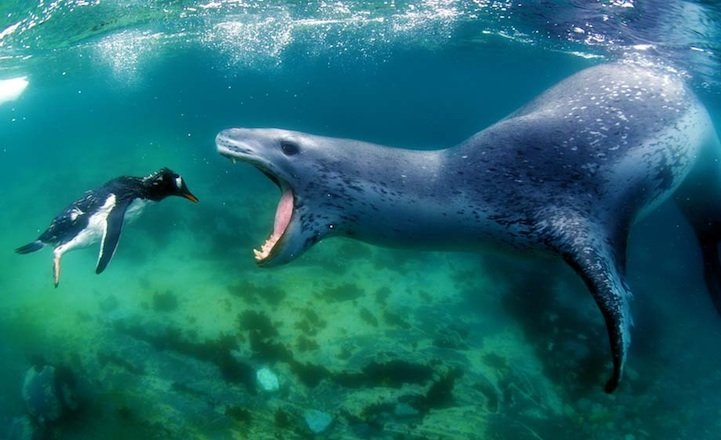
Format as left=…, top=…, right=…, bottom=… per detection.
left=675, top=134, right=721, bottom=314
left=697, top=233, right=721, bottom=315
left=16, top=240, right=44, bottom=254
left=676, top=189, right=721, bottom=314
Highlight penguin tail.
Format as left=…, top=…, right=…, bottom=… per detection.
left=16, top=240, right=44, bottom=254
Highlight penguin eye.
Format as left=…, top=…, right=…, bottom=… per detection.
left=175, top=176, right=183, bottom=188
left=280, top=140, right=299, bottom=156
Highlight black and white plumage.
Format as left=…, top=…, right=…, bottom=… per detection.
left=16, top=168, right=198, bottom=287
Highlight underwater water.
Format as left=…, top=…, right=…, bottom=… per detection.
left=1, top=0, right=721, bottom=438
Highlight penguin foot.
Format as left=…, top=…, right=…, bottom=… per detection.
left=53, top=255, right=61, bottom=288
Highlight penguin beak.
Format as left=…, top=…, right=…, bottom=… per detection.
left=182, top=191, right=199, bottom=203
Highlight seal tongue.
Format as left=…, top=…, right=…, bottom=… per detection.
left=254, top=189, right=293, bottom=261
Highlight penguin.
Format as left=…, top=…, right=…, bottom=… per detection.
left=16, top=168, right=198, bottom=287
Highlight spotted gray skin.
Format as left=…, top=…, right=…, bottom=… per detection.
left=216, top=62, right=720, bottom=393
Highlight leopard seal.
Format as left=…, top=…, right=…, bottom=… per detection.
left=216, top=61, right=720, bottom=392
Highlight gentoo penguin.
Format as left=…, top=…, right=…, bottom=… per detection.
left=16, top=168, right=198, bottom=287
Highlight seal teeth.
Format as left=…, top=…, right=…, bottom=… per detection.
left=253, top=237, right=277, bottom=262
left=252, top=189, right=293, bottom=263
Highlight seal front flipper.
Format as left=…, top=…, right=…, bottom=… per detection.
left=565, top=247, right=632, bottom=393
left=96, top=199, right=131, bottom=274
left=549, top=214, right=632, bottom=393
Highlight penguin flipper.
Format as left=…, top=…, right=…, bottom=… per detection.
left=96, top=199, right=130, bottom=274
left=16, top=240, right=44, bottom=254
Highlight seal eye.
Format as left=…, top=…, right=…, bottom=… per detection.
left=280, top=140, right=300, bottom=156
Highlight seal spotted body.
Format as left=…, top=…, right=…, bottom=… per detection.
left=216, top=62, right=720, bottom=392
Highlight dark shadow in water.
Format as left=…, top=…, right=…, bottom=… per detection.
left=114, top=320, right=256, bottom=390
left=188, top=201, right=256, bottom=264
left=478, top=251, right=611, bottom=397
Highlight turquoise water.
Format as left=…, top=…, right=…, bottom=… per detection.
left=1, top=1, right=721, bottom=438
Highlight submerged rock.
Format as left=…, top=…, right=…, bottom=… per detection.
left=303, top=409, right=333, bottom=434
left=256, top=367, right=280, bottom=392
left=6, top=416, right=40, bottom=440
left=394, top=402, right=420, bottom=418
left=21, top=364, right=78, bottom=425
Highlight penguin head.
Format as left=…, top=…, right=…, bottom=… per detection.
left=144, top=168, right=199, bottom=202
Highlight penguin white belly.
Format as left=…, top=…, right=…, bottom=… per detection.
left=53, top=195, right=117, bottom=257
left=124, top=199, right=151, bottom=223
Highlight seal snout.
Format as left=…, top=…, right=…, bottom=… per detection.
left=215, top=129, right=261, bottom=164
